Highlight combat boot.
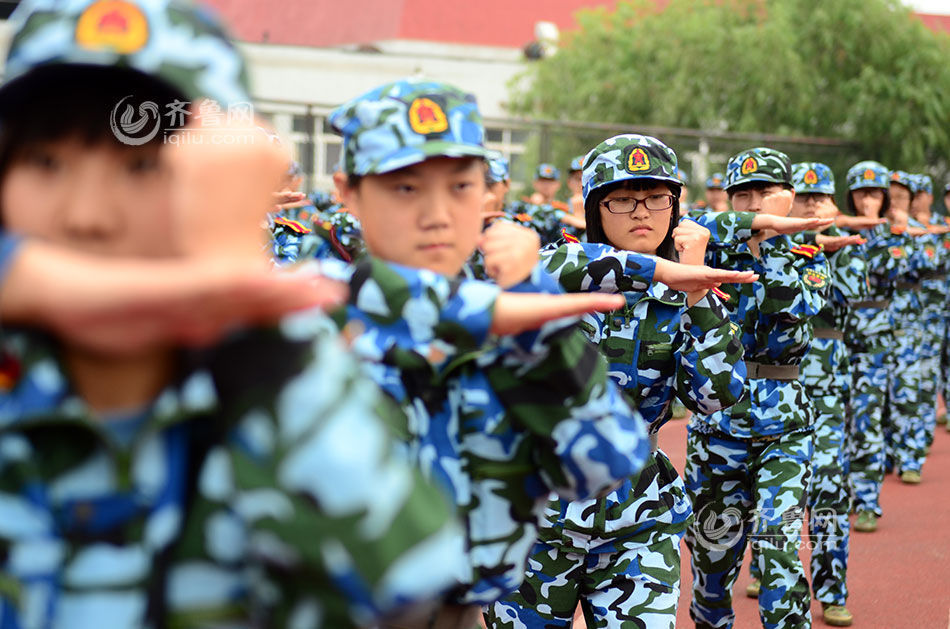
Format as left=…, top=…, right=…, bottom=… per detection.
left=822, top=603, right=853, bottom=626
left=745, top=578, right=760, bottom=598
left=900, top=470, right=921, bottom=484
left=854, top=510, right=877, bottom=532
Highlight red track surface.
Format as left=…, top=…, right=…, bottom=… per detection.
left=660, top=417, right=950, bottom=629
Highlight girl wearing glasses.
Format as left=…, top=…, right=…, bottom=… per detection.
left=487, top=134, right=748, bottom=629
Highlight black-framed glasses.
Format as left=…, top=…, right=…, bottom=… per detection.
left=600, top=194, right=675, bottom=214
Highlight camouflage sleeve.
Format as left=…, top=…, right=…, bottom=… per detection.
left=756, top=238, right=829, bottom=319
left=829, top=244, right=869, bottom=304
left=483, top=264, right=651, bottom=502
left=539, top=242, right=657, bottom=295
left=339, top=258, right=501, bottom=365
left=862, top=225, right=908, bottom=283
left=691, top=210, right=757, bottom=246
left=675, top=291, right=746, bottom=415
left=215, top=320, right=466, bottom=627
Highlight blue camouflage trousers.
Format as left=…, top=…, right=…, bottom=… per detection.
left=684, top=428, right=813, bottom=629
left=848, top=343, right=892, bottom=515
left=751, top=390, right=851, bottom=605
left=890, top=328, right=925, bottom=474
left=486, top=531, right=682, bottom=629
left=921, top=315, right=943, bottom=449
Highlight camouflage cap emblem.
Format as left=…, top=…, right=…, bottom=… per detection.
left=569, top=155, right=584, bottom=172
left=408, top=97, right=448, bottom=135
left=76, top=0, right=149, bottom=54
left=581, top=134, right=679, bottom=203
left=741, top=157, right=758, bottom=175
left=627, top=147, right=651, bottom=173
left=536, top=163, right=560, bottom=179
left=846, top=160, right=889, bottom=190
left=792, top=162, right=834, bottom=195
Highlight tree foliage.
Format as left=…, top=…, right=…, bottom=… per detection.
left=509, top=0, right=950, bottom=181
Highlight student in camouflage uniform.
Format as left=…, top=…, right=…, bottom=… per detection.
left=0, top=3, right=470, bottom=627
left=703, top=173, right=729, bottom=213
left=908, top=174, right=948, bottom=454
left=883, top=170, right=933, bottom=484
left=326, top=79, right=657, bottom=627
left=841, top=160, right=911, bottom=533
left=684, top=147, right=831, bottom=629
left=566, top=155, right=586, bottom=221
left=488, top=135, right=748, bottom=629
left=747, top=162, right=867, bottom=627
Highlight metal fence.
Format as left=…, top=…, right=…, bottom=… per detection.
left=257, top=96, right=883, bottom=206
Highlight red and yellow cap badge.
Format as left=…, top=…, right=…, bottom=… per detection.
left=626, top=147, right=651, bottom=173
left=804, top=170, right=818, bottom=185
left=408, top=97, right=449, bottom=135
left=863, top=169, right=876, bottom=181
left=803, top=269, right=828, bottom=289
left=741, top=157, right=759, bottom=175
left=76, top=0, right=150, bottom=54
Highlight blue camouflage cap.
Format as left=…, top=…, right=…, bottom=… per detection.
left=676, top=168, right=690, bottom=186
left=889, top=170, right=914, bottom=191
left=329, top=78, right=489, bottom=176
left=535, top=163, right=560, bottom=180
left=791, top=162, right=835, bottom=195
left=582, top=134, right=680, bottom=202
left=945, top=182, right=950, bottom=194
left=0, top=0, right=251, bottom=107
left=705, top=172, right=725, bottom=189
left=846, top=161, right=889, bottom=190
left=725, top=147, right=791, bottom=191
left=569, top=155, right=584, bottom=172
left=913, top=174, right=933, bottom=195
left=486, top=150, right=509, bottom=183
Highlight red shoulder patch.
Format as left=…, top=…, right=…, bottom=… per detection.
left=274, top=216, right=311, bottom=234
left=790, top=244, right=822, bottom=258
left=710, top=287, right=731, bottom=302
left=561, top=227, right=580, bottom=243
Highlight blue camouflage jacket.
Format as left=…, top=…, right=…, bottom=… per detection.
left=689, top=211, right=830, bottom=438
left=332, top=257, right=651, bottom=603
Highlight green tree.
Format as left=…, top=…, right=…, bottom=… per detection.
left=510, top=0, right=950, bottom=189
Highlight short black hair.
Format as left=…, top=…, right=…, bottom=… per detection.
left=0, top=64, right=185, bottom=178
left=584, top=179, right=681, bottom=261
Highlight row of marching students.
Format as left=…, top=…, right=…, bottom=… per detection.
left=274, top=79, right=886, bottom=627
left=0, top=2, right=785, bottom=627
left=0, top=3, right=943, bottom=628
left=279, top=115, right=950, bottom=628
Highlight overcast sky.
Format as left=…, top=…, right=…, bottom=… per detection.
left=903, top=0, right=950, bottom=13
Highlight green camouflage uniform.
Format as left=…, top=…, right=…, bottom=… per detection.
left=488, top=135, right=746, bottom=629
left=685, top=148, right=829, bottom=629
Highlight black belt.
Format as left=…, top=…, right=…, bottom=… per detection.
left=745, top=362, right=800, bottom=380
left=896, top=281, right=919, bottom=291
left=814, top=327, right=844, bottom=340
left=852, top=299, right=890, bottom=309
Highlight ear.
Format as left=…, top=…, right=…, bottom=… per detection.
left=333, top=171, right=359, bottom=220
